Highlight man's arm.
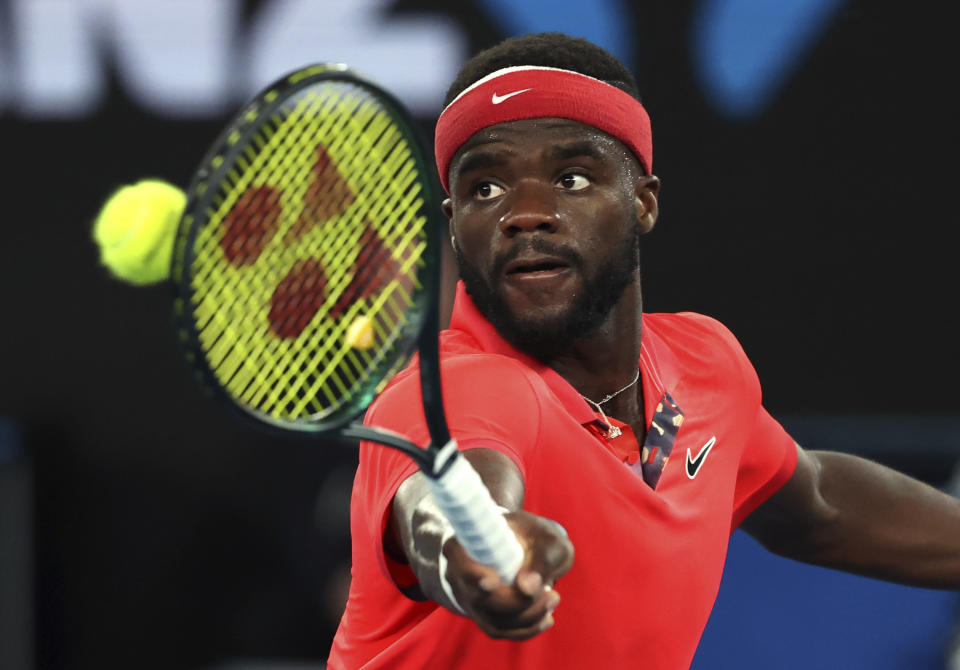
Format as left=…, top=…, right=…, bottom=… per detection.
left=742, top=443, right=960, bottom=588
left=385, top=448, right=574, bottom=640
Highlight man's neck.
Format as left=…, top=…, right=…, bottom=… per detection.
left=544, top=281, right=644, bottom=412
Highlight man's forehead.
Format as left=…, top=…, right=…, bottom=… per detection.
left=453, top=118, right=628, bottom=166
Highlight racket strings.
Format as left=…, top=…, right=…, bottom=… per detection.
left=188, top=80, right=429, bottom=422
left=255, top=136, right=425, bottom=415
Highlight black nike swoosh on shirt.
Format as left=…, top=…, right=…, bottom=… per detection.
left=686, top=436, right=717, bottom=479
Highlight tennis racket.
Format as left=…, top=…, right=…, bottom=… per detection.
left=170, top=63, right=523, bottom=583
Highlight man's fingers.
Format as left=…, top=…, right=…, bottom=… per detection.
left=442, top=511, right=574, bottom=641
left=516, top=568, right=543, bottom=596
left=474, top=591, right=561, bottom=640
left=504, top=514, right=575, bottom=585
left=480, top=612, right=555, bottom=641
left=465, top=566, right=552, bottom=614
left=531, top=529, right=575, bottom=580
left=470, top=581, right=561, bottom=631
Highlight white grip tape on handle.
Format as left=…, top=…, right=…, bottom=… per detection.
left=428, top=440, right=524, bottom=583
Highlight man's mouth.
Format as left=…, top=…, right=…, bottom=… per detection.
left=503, top=255, right=571, bottom=277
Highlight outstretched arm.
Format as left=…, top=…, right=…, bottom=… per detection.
left=743, top=443, right=960, bottom=589
left=384, top=448, right=574, bottom=639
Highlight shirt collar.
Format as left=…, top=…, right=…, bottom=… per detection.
left=448, top=281, right=679, bottom=426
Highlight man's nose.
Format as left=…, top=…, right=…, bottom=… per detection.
left=497, top=181, right=560, bottom=237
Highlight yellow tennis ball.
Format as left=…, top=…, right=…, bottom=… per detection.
left=345, top=316, right=376, bottom=350
left=93, top=179, right=186, bottom=285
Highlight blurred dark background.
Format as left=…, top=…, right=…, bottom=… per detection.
left=1, top=1, right=957, bottom=668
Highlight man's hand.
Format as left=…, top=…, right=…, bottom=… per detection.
left=389, top=448, right=574, bottom=637
left=442, top=510, right=574, bottom=640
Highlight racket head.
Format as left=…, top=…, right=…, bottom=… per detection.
left=171, top=64, right=443, bottom=435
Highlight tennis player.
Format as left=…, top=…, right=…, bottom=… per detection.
left=328, top=33, right=960, bottom=668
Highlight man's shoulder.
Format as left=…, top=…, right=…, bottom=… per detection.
left=644, top=311, right=743, bottom=350
left=438, top=327, right=543, bottom=379
left=643, top=311, right=757, bottom=383
left=376, top=333, right=543, bottom=409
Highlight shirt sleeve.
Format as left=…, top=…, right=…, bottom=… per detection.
left=731, top=406, right=798, bottom=530
left=352, top=354, right=542, bottom=586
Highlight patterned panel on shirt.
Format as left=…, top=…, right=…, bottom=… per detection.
left=631, top=392, right=684, bottom=489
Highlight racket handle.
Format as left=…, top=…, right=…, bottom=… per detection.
left=428, top=441, right=524, bottom=583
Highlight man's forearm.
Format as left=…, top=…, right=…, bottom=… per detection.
left=780, top=450, right=960, bottom=589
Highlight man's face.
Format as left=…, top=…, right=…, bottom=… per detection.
left=444, top=118, right=652, bottom=357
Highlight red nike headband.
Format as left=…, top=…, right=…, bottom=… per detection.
left=434, top=65, right=653, bottom=193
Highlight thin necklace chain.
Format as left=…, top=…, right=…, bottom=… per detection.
left=578, top=369, right=640, bottom=440
left=580, top=368, right=640, bottom=407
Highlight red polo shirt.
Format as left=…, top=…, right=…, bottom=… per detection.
left=328, top=283, right=797, bottom=669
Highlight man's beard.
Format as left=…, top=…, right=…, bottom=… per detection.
left=455, top=228, right=640, bottom=360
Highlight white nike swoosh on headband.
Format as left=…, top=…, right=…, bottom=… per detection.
left=491, top=88, right=533, bottom=104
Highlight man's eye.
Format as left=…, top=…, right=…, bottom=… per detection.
left=474, top=182, right=505, bottom=200
left=557, top=173, right=590, bottom=191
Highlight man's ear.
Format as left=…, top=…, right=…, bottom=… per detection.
left=635, top=176, right=660, bottom=235
left=442, top=198, right=457, bottom=251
